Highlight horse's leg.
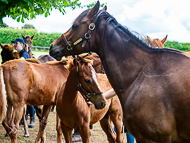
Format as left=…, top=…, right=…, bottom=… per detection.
left=6, top=104, right=25, bottom=143
left=2, top=101, right=12, bottom=137
left=60, top=122, right=72, bottom=143
left=110, top=111, right=124, bottom=143
left=35, top=105, right=52, bottom=143
left=77, top=123, right=90, bottom=143
left=23, top=105, right=29, bottom=137
left=99, top=113, right=116, bottom=143
left=56, top=114, right=63, bottom=143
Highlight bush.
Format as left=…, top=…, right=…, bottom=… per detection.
left=0, top=28, right=61, bottom=47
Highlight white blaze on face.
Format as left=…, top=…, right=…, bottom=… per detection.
left=88, top=63, right=102, bottom=91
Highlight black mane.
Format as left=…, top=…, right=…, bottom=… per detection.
left=94, top=10, right=182, bottom=54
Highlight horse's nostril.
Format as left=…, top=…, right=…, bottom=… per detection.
left=50, top=44, right=54, bottom=50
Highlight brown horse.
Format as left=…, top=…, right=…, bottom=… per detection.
left=56, top=57, right=123, bottom=143
left=21, top=34, right=35, bottom=58
left=147, top=35, right=168, bottom=48
left=49, top=1, right=190, bottom=142
left=63, top=53, right=104, bottom=73
left=0, top=58, right=106, bottom=143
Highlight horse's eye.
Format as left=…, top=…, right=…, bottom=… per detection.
left=84, top=79, right=91, bottom=84
left=72, top=24, right=79, bottom=29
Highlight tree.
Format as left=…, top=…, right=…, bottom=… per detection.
left=0, top=0, right=82, bottom=23
left=0, top=22, right=8, bottom=28
left=22, top=24, right=35, bottom=29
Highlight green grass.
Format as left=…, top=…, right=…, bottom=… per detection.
left=32, top=49, right=49, bottom=59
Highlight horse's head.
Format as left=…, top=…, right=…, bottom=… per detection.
left=50, top=1, right=106, bottom=60
left=67, top=56, right=106, bottom=109
left=21, top=34, right=35, bottom=49
left=0, top=43, right=17, bottom=64
left=147, top=35, right=168, bottom=48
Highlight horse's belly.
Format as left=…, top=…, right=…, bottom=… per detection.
left=27, top=90, right=55, bottom=106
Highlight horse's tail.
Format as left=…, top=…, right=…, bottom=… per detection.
left=0, top=67, right=7, bottom=122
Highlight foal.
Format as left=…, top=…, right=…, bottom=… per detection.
left=56, top=57, right=123, bottom=143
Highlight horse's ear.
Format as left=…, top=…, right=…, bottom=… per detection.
left=87, top=1, right=100, bottom=18
left=147, top=36, right=152, bottom=44
left=31, top=35, right=35, bottom=40
left=102, top=5, right=107, bottom=11
left=0, top=43, right=3, bottom=48
left=21, top=34, right=25, bottom=39
left=161, top=35, right=168, bottom=44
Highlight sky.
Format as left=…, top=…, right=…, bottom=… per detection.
left=3, top=0, right=190, bottom=43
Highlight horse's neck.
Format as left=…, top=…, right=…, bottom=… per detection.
left=28, top=50, right=33, bottom=58
left=61, top=71, right=79, bottom=104
left=95, top=32, right=150, bottom=98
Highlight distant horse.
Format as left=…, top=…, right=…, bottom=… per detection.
left=0, top=58, right=106, bottom=143
left=147, top=35, right=168, bottom=48
left=146, top=36, right=190, bottom=57
left=21, top=34, right=35, bottom=58
left=56, top=57, right=123, bottom=143
left=49, top=1, right=190, bottom=142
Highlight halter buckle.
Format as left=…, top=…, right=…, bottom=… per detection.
left=67, top=44, right=72, bottom=51
left=85, top=33, right=91, bottom=39
left=89, top=23, right=95, bottom=30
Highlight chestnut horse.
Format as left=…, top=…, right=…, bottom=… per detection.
left=56, top=57, right=123, bottom=143
left=146, top=36, right=190, bottom=57
left=64, top=53, right=104, bottom=73
left=147, top=35, right=168, bottom=48
left=0, top=58, right=106, bottom=143
left=49, top=1, right=190, bottom=142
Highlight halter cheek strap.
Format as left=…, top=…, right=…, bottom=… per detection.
left=61, top=10, right=104, bottom=58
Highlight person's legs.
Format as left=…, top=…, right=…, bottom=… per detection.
left=27, top=105, right=35, bottom=128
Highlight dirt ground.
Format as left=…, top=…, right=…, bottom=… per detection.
left=0, top=110, right=128, bottom=143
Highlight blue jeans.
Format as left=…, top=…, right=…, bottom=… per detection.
left=27, top=105, right=35, bottom=118
left=126, top=132, right=135, bottom=143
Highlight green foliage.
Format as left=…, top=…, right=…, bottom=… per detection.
left=22, top=24, right=35, bottom=29
left=0, top=0, right=82, bottom=23
left=0, top=28, right=60, bottom=47
left=165, top=41, right=190, bottom=51
left=0, top=22, right=8, bottom=28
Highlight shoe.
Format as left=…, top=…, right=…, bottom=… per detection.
left=28, top=117, right=35, bottom=128
left=72, top=134, right=82, bottom=142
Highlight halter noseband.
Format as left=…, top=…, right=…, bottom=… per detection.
left=75, top=61, right=103, bottom=103
left=61, top=10, right=104, bottom=58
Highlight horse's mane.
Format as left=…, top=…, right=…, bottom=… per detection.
left=94, top=10, right=182, bottom=54
left=45, top=59, right=68, bottom=66
left=26, top=59, right=42, bottom=64
left=66, top=57, right=93, bottom=71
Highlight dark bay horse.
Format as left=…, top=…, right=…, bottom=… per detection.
left=22, top=34, right=35, bottom=58
left=49, top=1, right=190, bottom=142
left=56, top=57, right=123, bottom=143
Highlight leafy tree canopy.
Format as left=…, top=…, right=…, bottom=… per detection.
left=22, top=24, right=35, bottom=29
left=0, top=0, right=86, bottom=23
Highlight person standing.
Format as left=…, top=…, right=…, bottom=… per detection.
left=11, top=38, right=35, bottom=128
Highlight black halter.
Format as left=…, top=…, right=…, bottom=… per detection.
left=74, top=59, right=103, bottom=103
left=61, top=10, right=104, bottom=58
